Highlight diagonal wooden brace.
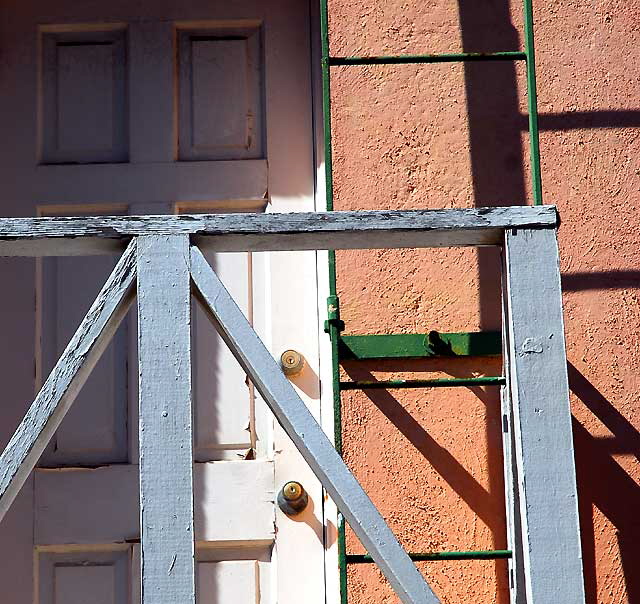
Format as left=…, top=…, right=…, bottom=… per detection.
left=190, top=245, right=440, bottom=604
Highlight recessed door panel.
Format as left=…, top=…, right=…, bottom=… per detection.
left=197, top=560, right=260, bottom=604
left=178, top=26, right=263, bottom=161
left=41, top=28, right=128, bottom=164
left=38, top=549, right=130, bottom=604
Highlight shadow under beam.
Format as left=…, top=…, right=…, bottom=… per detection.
left=562, top=270, right=640, bottom=292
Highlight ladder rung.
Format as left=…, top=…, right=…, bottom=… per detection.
left=347, top=550, right=512, bottom=563
left=328, top=52, right=526, bottom=66
left=339, top=377, right=505, bottom=390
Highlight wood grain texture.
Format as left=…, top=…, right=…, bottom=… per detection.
left=503, top=228, right=586, bottom=604
left=190, top=245, right=441, bottom=604
left=0, top=239, right=136, bottom=522
left=136, top=235, right=195, bottom=604
left=0, top=206, right=557, bottom=256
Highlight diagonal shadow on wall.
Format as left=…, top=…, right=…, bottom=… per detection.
left=568, top=363, right=640, bottom=604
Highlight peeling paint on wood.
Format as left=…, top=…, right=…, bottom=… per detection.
left=0, top=206, right=557, bottom=256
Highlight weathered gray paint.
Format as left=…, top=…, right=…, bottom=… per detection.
left=136, top=235, right=195, bottom=604
left=0, top=240, right=137, bottom=522
left=503, top=228, right=586, bottom=604
left=0, top=206, right=557, bottom=256
left=190, top=245, right=440, bottom=604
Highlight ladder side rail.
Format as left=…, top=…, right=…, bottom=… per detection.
left=502, top=227, right=586, bottom=604
left=137, top=235, right=195, bottom=604
left=523, top=0, right=543, bottom=205
left=0, top=239, right=137, bottom=522
left=190, top=245, right=441, bottom=604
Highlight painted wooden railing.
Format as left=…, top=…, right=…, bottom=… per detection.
left=0, top=206, right=585, bottom=604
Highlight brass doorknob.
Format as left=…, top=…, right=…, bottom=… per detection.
left=280, top=349, right=305, bottom=377
left=277, top=481, right=309, bottom=515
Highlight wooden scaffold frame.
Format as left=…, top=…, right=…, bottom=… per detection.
left=0, top=206, right=585, bottom=604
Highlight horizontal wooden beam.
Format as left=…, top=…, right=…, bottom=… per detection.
left=0, top=206, right=557, bottom=256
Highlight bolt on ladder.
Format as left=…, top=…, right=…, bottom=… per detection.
left=318, top=0, right=586, bottom=602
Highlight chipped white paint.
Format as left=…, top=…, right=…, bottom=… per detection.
left=137, top=235, right=194, bottom=604
left=0, top=240, right=137, bottom=522
left=0, top=206, right=558, bottom=256
left=190, top=245, right=440, bottom=604
left=503, top=228, right=586, bottom=604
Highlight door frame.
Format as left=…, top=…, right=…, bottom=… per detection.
left=309, top=1, right=342, bottom=601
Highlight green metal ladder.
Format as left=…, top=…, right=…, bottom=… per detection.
left=319, top=1, right=543, bottom=601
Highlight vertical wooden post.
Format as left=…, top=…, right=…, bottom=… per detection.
left=137, top=235, right=195, bottom=604
left=503, top=227, right=586, bottom=604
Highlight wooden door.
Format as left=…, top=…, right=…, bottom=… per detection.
left=0, top=1, right=326, bottom=602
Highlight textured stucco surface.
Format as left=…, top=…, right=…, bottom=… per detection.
left=327, top=1, right=640, bottom=602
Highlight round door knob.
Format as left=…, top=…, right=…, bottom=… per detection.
left=280, top=349, right=305, bottom=377
left=277, top=481, right=309, bottom=515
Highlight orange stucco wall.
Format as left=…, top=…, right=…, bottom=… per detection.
left=326, top=0, right=640, bottom=602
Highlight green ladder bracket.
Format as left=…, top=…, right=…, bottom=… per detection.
left=324, top=294, right=345, bottom=334
left=337, top=331, right=502, bottom=360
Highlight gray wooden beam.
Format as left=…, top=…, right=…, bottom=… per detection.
left=137, top=235, right=195, bottom=604
left=502, top=228, right=586, bottom=604
left=0, top=206, right=557, bottom=256
left=190, top=245, right=440, bottom=604
left=0, top=239, right=137, bottom=522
